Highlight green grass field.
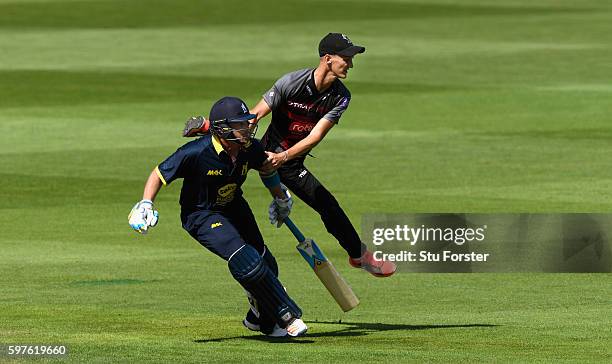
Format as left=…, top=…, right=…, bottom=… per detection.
left=1, top=0, right=611, bottom=362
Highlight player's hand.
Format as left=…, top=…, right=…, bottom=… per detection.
left=258, top=157, right=276, bottom=174
left=269, top=184, right=293, bottom=227
left=128, top=199, right=159, bottom=234
left=265, top=151, right=289, bottom=168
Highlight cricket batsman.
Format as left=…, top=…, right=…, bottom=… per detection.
left=185, top=34, right=396, bottom=276
left=128, top=96, right=307, bottom=337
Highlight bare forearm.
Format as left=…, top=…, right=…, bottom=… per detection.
left=284, top=134, right=321, bottom=161
left=143, top=169, right=163, bottom=201
left=250, top=99, right=271, bottom=123
left=285, top=118, right=334, bottom=161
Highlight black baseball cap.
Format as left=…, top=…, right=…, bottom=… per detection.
left=318, top=33, right=365, bottom=57
left=209, top=96, right=256, bottom=123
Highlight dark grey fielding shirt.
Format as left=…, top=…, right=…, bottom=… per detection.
left=260, top=68, right=351, bottom=152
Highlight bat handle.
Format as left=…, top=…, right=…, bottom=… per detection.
left=284, top=217, right=306, bottom=242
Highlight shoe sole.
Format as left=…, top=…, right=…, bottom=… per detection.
left=287, top=329, right=307, bottom=337
left=350, top=262, right=396, bottom=277
left=371, top=271, right=395, bottom=277
left=266, top=330, right=289, bottom=338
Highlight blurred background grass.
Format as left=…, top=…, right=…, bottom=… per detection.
left=1, top=0, right=610, bottom=362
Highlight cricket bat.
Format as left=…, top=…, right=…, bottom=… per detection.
left=284, top=218, right=359, bottom=312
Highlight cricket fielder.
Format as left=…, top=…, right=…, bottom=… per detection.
left=128, top=96, right=307, bottom=337
left=250, top=33, right=396, bottom=276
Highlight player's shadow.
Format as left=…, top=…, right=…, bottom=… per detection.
left=193, top=321, right=498, bottom=344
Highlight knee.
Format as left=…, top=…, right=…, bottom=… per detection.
left=228, top=245, right=265, bottom=283
left=262, top=245, right=279, bottom=277
left=317, top=191, right=347, bottom=221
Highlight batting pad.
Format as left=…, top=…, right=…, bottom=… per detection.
left=228, top=245, right=302, bottom=328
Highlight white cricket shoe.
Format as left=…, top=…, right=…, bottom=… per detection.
left=243, top=316, right=289, bottom=337
left=286, top=318, right=307, bottom=337
left=266, top=324, right=288, bottom=338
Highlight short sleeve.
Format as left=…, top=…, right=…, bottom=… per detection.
left=323, top=96, right=350, bottom=124
left=157, top=143, right=198, bottom=185
left=262, top=73, right=292, bottom=110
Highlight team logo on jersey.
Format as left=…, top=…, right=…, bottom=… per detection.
left=211, top=222, right=223, bottom=228
left=241, top=163, right=248, bottom=176
left=207, top=169, right=223, bottom=176
left=216, top=183, right=237, bottom=205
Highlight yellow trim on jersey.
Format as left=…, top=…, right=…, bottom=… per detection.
left=155, top=166, right=167, bottom=186
left=212, top=135, right=225, bottom=155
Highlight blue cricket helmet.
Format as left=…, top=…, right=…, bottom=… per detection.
left=209, top=96, right=257, bottom=142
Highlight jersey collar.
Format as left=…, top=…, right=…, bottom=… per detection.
left=309, top=68, right=337, bottom=95
left=308, top=69, right=320, bottom=95
left=212, top=134, right=225, bottom=155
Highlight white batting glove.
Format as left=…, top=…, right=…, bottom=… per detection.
left=269, top=184, right=293, bottom=228
left=128, top=199, right=159, bottom=234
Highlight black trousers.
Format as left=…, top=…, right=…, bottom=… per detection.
left=277, top=158, right=366, bottom=259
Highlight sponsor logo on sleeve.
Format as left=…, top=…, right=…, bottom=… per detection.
left=339, top=97, right=350, bottom=108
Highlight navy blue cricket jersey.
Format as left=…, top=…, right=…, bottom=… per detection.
left=155, top=134, right=268, bottom=215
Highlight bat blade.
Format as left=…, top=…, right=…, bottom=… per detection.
left=297, top=239, right=360, bottom=312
